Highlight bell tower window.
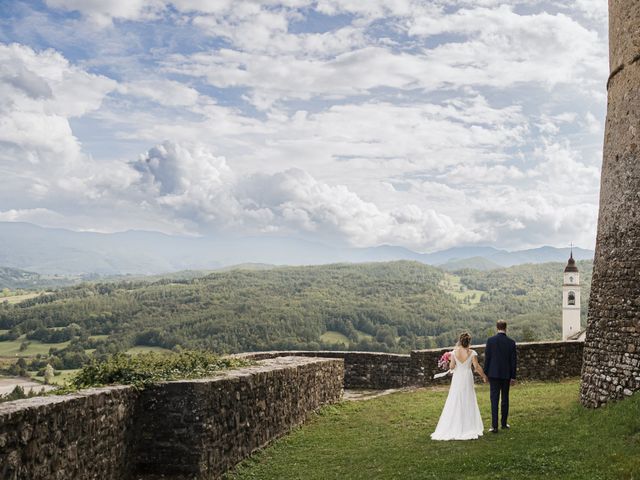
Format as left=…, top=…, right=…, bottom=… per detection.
left=568, top=291, right=576, bottom=306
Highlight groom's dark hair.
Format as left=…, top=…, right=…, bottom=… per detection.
left=496, top=320, right=507, bottom=331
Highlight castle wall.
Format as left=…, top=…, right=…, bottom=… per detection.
left=0, top=386, right=139, bottom=480
left=131, top=356, right=343, bottom=479
left=0, top=356, right=343, bottom=480
left=580, top=0, right=640, bottom=407
left=240, top=340, right=584, bottom=389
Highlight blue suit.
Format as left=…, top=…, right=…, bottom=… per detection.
left=484, top=332, right=517, bottom=429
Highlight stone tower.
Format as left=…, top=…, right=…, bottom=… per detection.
left=562, top=253, right=581, bottom=341
left=580, top=1, right=640, bottom=407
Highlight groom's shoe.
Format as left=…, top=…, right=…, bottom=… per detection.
left=489, top=427, right=499, bottom=434
left=501, top=424, right=510, bottom=430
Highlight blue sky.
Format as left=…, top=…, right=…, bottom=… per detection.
left=0, top=0, right=608, bottom=251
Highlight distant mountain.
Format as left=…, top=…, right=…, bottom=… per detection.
left=418, top=245, right=593, bottom=267
left=438, top=256, right=503, bottom=271
left=0, top=222, right=594, bottom=276
left=0, top=266, right=84, bottom=290
left=0, top=266, right=41, bottom=289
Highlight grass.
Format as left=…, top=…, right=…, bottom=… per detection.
left=355, top=330, right=374, bottom=342
left=320, top=331, right=350, bottom=346
left=125, top=345, right=173, bottom=355
left=32, top=369, right=80, bottom=386
left=439, top=273, right=484, bottom=309
left=0, top=292, right=49, bottom=305
left=228, top=380, right=640, bottom=480
left=0, top=337, right=71, bottom=357
left=88, top=334, right=110, bottom=341
left=320, top=330, right=374, bottom=346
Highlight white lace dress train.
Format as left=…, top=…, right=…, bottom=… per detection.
left=431, top=349, right=484, bottom=441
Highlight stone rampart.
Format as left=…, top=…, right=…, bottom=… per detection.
left=0, top=386, right=138, bottom=480
left=131, top=356, right=343, bottom=478
left=239, top=340, right=584, bottom=389
left=0, top=356, right=343, bottom=480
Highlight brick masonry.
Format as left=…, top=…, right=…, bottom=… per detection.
left=580, top=0, right=640, bottom=407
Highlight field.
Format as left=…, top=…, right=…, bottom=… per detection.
left=0, top=291, right=48, bottom=305
left=0, top=336, right=71, bottom=356
left=31, top=368, right=80, bottom=386
left=439, top=273, right=485, bottom=309
left=126, top=346, right=173, bottom=355
left=320, top=331, right=350, bottom=346
left=229, top=380, right=640, bottom=480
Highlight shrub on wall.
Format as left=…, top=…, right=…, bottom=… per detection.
left=71, top=350, right=252, bottom=389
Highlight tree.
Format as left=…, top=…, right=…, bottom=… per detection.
left=44, top=364, right=55, bottom=385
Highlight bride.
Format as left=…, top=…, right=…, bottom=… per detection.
left=431, top=332, right=488, bottom=441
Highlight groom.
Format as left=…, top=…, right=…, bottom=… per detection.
left=484, top=320, right=517, bottom=433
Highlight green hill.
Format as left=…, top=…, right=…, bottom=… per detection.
left=0, top=261, right=592, bottom=367
left=0, top=266, right=86, bottom=290
left=439, top=256, right=502, bottom=271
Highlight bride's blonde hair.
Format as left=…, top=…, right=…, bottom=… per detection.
left=458, top=332, right=471, bottom=348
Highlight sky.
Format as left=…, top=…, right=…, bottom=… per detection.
left=0, top=0, right=608, bottom=252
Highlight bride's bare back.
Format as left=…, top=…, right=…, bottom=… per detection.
left=451, top=347, right=488, bottom=382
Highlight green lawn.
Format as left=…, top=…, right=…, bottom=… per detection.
left=228, top=380, right=640, bottom=480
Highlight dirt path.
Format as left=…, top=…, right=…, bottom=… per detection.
left=0, top=376, right=56, bottom=396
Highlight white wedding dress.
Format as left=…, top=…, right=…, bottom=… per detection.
left=431, top=349, right=484, bottom=441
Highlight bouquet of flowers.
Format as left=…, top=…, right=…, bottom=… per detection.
left=434, top=351, right=452, bottom=379
left=437, top=351, right=452, bottom=370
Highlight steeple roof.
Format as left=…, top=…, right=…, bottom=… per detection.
left=564, top=251, right=578, bottom=273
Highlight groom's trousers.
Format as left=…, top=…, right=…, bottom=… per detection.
left=489, top=378, right=510, bottom=429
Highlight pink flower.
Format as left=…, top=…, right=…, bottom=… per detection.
left=437, top=351, right=452, bottom=370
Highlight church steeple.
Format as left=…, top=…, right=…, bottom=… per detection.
left=562, top=247, right=581, bottom=340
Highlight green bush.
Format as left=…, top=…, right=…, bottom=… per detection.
left=71, top=350, right=252, bottom=389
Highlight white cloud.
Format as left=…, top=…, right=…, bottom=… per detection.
left=161, top=5, right=605, bottom=111
left=44, top=0, right=165, bottom=26
left=117, top=79, right=200, bottom=107
left=127, top=141, right=477, bottom=249
left=0, top=43, right=116, bottom=176
left=2, top=1, right=608, bottom=251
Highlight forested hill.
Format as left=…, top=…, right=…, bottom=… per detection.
left=0, top=260, right=592, bottom=358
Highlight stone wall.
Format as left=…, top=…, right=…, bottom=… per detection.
left=0, top=386, right=138, bottom=480
left=238, top=351, right=413, bottom=389
left=0, top=356, right=343, bottom=480
left=580, top=1, right=640, bottom=407
left=240, top=340, right=584, bottom=389
left=131, top=356, right=343, bottom=479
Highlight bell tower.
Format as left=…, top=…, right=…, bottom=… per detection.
left=562, top=250, right=581, bottom=341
